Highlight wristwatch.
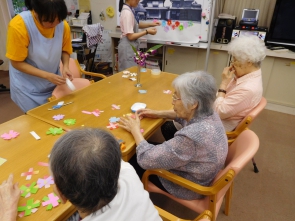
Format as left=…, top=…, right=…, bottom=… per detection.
left=218, top=89, right=226, bottom=94
left=145, top=29, right=148, bottom=35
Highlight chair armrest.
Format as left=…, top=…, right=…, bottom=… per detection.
left=142, top=169, right=235, bottom=196
left=79, top=69, right=107, bottom=79
left=155, top=206, right=212, bottom=221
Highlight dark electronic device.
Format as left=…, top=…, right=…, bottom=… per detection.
left=232, top=26, right=268, bottom=42
left=239, top=9, right=259, bottom=27
left=214, top=18, right=236, bottom=44
left=266, top=0, right=295, bottom=51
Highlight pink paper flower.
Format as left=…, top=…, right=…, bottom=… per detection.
left=1, top=130, right=20, bottom=140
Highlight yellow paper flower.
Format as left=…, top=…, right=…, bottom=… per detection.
left=106, top=6, right=114, bottom=18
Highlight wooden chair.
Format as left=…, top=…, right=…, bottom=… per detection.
left=155, top=206, right=212, bottom=221
left=48, top=58, right=106, bottom=101
left=142, top=130, right=260, bottom=221
left=226, top=97, right=267, bottom=173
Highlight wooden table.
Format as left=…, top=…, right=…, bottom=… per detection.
left=27, top=67, right=177, bottom=161
left=0, top=115, right=75, bottom=221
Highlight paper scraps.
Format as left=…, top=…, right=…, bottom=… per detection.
left=129, top=77, right=136, bottom=81
left=53, top=114, right=65, bottom=121
left=46, top=127, right=64, bottom=135
left=42, top=193, right=61, bottom=210
left=107, top=122, right=119, bottom=130
left=109, top=117, right=120, bottom=123
left=139, top=90, right=147, bottom=94
left=82, top=109, right=104, bottom=117
left=117, top=138, right=126, bottom=150
left=64, top=119, right=76, bottom=126
left=1, top=130, right=20, bottom=140
left=163, top=90, right=172, bottom=94
left=37, top=176, right=54, bottom=189
left=21, top=168, right=39, bottom=180
left=30, top=131, right=40, bottom=140
left=123, top=113, right=135, bottom=119
left=0, top=157, right=7, bottom=166
left=20, top=182, right=38, bottom=198
left=38, top=162, right=49, bottom=167
left=17, top=199, right=40, bottom=216
left=112, top=104, right=120, bottom=110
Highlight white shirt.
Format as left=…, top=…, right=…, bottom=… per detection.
left=82, top=161, right=161, bottom=221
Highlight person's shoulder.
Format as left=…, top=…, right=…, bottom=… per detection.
left=9, top=14, right=25, bottom=28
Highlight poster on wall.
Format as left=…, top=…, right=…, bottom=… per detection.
left=64, top=0, right=79, bottom=15
left=116, top=0, right=212, bottom=43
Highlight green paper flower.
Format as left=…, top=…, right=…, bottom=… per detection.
left=179, top=24, right=184, bottom=31
left=64, top=119, right=76, bottom=126
left=188, top=21, right=193, bottom=27
left=20, top=182, right=38, bottom=197
left=17, top=199, right=40, bottom=216
left=46, top=127, right=64, bottom=135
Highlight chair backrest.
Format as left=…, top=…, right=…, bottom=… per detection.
left=214, top=130, right=260, bottom=200
left=227, top=97, right=267, bottom=140
left=84, top=44, right=98, bottom=72
left=59, top=58, right=81, bottom=78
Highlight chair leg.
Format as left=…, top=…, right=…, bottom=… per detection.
left=252, top=157, right=259, bottom=173
left=225, top=183, right=233, bottom=216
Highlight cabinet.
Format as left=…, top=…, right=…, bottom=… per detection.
left=70, top=25, right=84, bottom=39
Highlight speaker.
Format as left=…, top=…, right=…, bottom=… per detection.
left=215, top=18, right=236, bottom=44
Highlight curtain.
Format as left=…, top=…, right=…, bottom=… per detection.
left=221, top=0, right=277, bottom=27
left=0, top=0, right=13, bottom=70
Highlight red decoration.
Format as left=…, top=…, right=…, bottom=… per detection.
left=171, top=24, right=176, bottom=30
left=167, top=20, right=172, bottom=26
left=175, top=21, right=180, bottom=27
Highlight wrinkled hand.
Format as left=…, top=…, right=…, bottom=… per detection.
left=0, top=174, right=21, bottom=221
left=46, top=73, right=66, bottom=85
left=62, top=66, right=73, bottom=80
left=220, top=66, right=235, bottom=88
left=151, top=21, right=161, bottom=27
left=147, top=27, right=157, bottom=35
left=119, top=112, right=141, bottom=133
left=137, top=109, right=159, bottom=120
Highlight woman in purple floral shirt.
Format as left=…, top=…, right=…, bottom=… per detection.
left=119, top=71, right=228, bottom=200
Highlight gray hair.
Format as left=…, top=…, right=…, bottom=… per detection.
left=227, top=36, right=266, bottom=67
left=50, top=128, right=121, bottom=214
left=172, top=71, right=217, bottom=117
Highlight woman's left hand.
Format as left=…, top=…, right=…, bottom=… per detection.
left=119, top=112, right=141, bottom=133
left=62, top=66, right=73, bottom=80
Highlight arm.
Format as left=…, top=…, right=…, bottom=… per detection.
left=217, top=66, right=235, bottom=98
left=60, top=21, right=73, bottom=80
left=137, top=109, right=177, bottom=120
left=10, top=60, right=66, bottom=85
left=0, top=174, right=21, bottom=221
left=138, top=21, right=161, bottom=29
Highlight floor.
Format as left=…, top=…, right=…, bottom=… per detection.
left=1, top=70, right=295, bottom=220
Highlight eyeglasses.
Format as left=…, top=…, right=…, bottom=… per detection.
left=172, top=93, right=181, bottom=101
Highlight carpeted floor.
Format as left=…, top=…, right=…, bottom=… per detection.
left=1, top=70, right=295, bottom=220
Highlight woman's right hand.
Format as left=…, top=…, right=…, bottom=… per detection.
left=137, top=109, right=160, bottom=120
left=46, top=73, right=66, bottom=85
left=220, top=66, right=235, bottom=88
left=147, top=28, right=157, bottom=35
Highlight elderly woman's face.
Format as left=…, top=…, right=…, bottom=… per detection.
left=230, top=57, right=252, bottom=77
left=172, top=90, right=195, bottom=121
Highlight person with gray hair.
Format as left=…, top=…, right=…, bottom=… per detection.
left=214, top=35, right=266, bottom=131
left=119, top=71, right=228, bottom=200
left=0, top=128, right=161, bottom=221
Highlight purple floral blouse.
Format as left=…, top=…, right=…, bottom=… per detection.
left=136, top=112, right=228, bottom=200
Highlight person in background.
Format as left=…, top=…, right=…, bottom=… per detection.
left=119, top=71, right=228, bottom=200
left=6, top=0, right=73, bottom=113
left=160, top=36, right=266, bottom=139
left=214, top=35, right=266, bottom=131
left=0, top=128, right=161, bottom=221
left=118, top=0, right=160, bottom=71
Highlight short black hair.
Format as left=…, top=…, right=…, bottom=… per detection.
left=50, top=128, right=122, bottom=214
left=25, top=0, right=67, bottom=22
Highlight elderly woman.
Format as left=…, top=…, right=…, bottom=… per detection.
left=161, top=36, right=267, bottom=138
left=0, top=128, right=161, bottom=221
left=119, top=71, right=228, bottom=200
left=214, top=36, right=266, bottom=131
